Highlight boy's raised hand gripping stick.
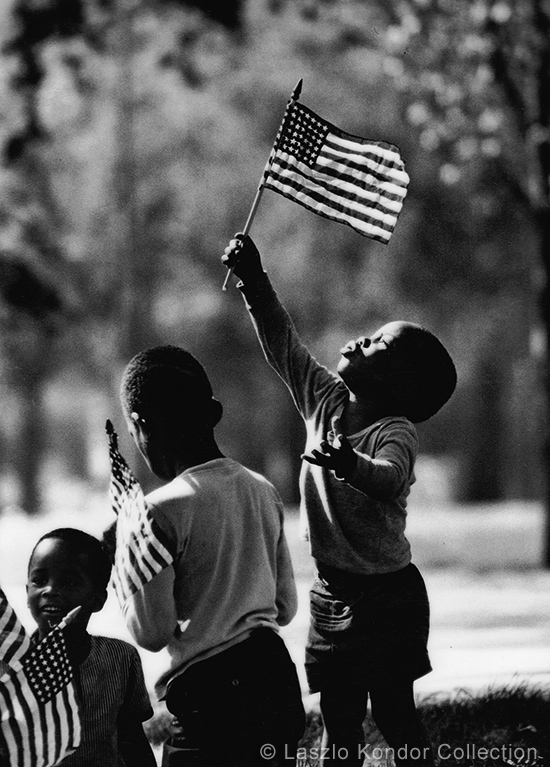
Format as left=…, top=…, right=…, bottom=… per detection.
left=221, top=78, right=303, bottom=291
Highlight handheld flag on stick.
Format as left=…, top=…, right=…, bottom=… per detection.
left=222, top=79, right=409, bottom=289
left=0, top=590, right=81, bottom=767
left=106, top=420, right=174, bottom=607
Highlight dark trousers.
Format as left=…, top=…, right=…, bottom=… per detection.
left=162, top=629, right=305, bottom=767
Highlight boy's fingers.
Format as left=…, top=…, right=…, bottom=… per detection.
left=224, top=241, right=240, bottom=256
left=301, top=451, right=325, bottom=465
left=331, top=415, right=343, bottom=439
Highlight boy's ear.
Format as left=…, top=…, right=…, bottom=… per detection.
left=210, top=398, right=223, bottom=427
left=130, top=411, right=149, bottom=436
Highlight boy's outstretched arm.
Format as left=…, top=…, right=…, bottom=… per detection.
left=222, top=233, right=339, bottom=422
left=303, top=416, right=417, bottom=501
left=118, top=721, right=157, bottom=767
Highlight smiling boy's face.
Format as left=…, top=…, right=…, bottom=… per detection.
left=27, top=538, right=106, bottom=640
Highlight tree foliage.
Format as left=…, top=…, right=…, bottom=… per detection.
left=0, top=0, right=546, bottom=519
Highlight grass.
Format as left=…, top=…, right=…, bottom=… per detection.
left=295, top=684, right=549, bottom=766
left=420, top=684, right=549, bottom=766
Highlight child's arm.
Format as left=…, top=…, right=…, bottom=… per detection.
left=118, top=720, right=157, bottom=767
left=274, top=504, right=298, bottom=627
left=303, top=416, right=417, bottom=501
left=123, top=566, right=178, bottom=652
left=222, top=233, right=341, bottom=421
left=117, top=646, right=157, bottom=766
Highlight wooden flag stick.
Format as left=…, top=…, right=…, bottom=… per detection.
left=221, top=79, right=303, bottom=291
left=221, top=185, right=265, bottom=291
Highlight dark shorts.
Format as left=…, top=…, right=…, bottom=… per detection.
left=305, top=562, right=431, bottom=694
left=162, top=628, right=305, bottom=767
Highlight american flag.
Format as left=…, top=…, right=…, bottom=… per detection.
left=0, top=591, right=81, bottom=767
left=106, top=420, right=174, bottom=607
left=262, top=97, right=410, bottom=244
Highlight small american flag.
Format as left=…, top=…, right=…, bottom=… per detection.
left=0, top=592, right=81, bottom=767
left=262, top=94, right=409, bottom=244
left=106, top=420, right=174, bottom=606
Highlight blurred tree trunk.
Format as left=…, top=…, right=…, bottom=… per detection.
left=12, top=343, right=53, bottom=514
left=532, top=0, right=550, bottom=565
left=540, top=206, right=550, bottom=565
left=457, top=340, right=504, bottom=502
left=113, top=0, right=158, bottom=359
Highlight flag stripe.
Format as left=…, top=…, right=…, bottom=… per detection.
left=320, top=140, right=408, bottom=202
left=262, top=99, right=409, bottom=244
left=326, top=133, right=408, bottom=191
left=0, top=588, right=31, bottom=664
left=0, top=681, right=25, bottom=766
left=106, top=421, right=174, bottom=607
left=265, top=163, right=400, bottom=240
left=268, top=152, right=403, bottom=226
left=265, top=164, right=399, bottom=241
left=1, top=667, right=38, bottom=767
left=265, top=179, right=394, bottom=241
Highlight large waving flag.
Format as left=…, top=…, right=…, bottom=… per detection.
left=106, top=420, right=174, bottom=607
left=262, top=82, right=409, bottom=244
left=0, top=589, right=81, bottom=767
left=222, top=79, right=409, bottom=290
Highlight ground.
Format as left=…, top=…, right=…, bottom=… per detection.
left=1, top=485, right=549, bottom=765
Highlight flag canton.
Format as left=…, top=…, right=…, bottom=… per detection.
left=24, top=630, right=73, bottom=704
left=280, top=103, right=328, bottom=168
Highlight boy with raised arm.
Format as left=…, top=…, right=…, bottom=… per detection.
left=222, top=234, right=457, bottom=767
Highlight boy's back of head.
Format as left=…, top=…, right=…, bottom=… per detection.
left=396, top=325, right=457, bottom=423
left=120, top=345, right=218, bottom=429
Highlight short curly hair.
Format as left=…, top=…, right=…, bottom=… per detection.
left=120, top=345, right=215, bottom=424
left=393, top=326, right=457, bottom=423
left=28, top=528, right=112, bottom=591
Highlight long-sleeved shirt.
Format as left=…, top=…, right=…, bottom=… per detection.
left=239, top=274, right=418, bottom=576
left=123, top=457, right=297, bottom=699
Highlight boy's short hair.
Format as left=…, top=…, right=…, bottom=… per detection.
left=29, top=528, right=112, bottom=591
left=120, top=345, right=214, bottom=424
left=397, top=326, right=457, bottom=423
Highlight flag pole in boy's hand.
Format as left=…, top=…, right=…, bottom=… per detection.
left=222, top=79, right=303, bottom=291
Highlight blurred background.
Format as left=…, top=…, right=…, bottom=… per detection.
left=0, top=0, right=549, bottom=706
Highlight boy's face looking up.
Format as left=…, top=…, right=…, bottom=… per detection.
left=337, top=321, right=418, bottom=400
left=27, top=538, right=106, bottom=640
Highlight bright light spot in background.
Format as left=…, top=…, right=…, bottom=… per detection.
left=440, top=164, right=461, bottom=185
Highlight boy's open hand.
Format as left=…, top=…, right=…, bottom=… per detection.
left=222, top=233, right=264, bottom=283
left=301, top=416, right=357, bottom=481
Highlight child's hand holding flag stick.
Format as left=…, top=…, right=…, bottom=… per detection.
left=222, top=78, right=304, bottom=291
left=222, top=79, right=410, bottom=290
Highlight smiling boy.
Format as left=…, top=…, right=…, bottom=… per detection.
left=27, top=528, right=156, bottom=767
